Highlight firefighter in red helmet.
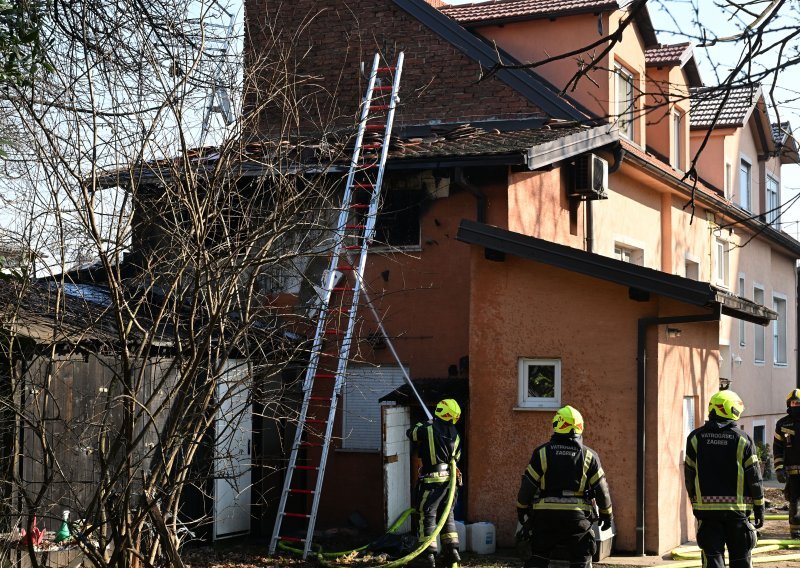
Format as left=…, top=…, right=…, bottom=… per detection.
left=516, top=405, right=613, bottom=568
left=774, top=389, right=800, bottom=538
left=407, top=399, right=463, bottom=568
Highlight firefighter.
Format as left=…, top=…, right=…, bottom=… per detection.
left=407, top=399, right=463, bottom=568
left=515, top=405, right=613, bottom=568
left=773, top=388, right=800, bottom=538
left=685, top=390, right=764, bottom=568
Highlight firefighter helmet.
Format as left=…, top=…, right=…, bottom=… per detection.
left=435, top=399, right=461, bottom=424
left=708, top=390, right=744, bottom=420
left=553, top=405, right=584, bottom=435
left=787, top=389, right=800, bottom=408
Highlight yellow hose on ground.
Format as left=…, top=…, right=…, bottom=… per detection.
left=277, top=460, right=459, bottom=567
left=665, top=552, right=800, bottom=568
left=669, top=534, right=800, bottom=567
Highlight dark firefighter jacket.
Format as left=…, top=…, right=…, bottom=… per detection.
left=774, top=414, right=800, bottom=476
left=407, top=418, right=461, bottom=480
left=516, top=433, right=612, bottom=516
left=684, top=418, right=764, bottom=517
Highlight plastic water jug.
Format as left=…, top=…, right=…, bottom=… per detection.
left=455, top=521, right=467, bottom=552
left=467, top=522, right=496, bottom=554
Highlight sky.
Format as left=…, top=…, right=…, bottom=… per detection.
left=444, top=0, right=800, bottom=240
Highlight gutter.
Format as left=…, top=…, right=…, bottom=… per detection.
left=527, top=125, right=619, bottom=170
left=635, top=307, right=721, bottom=556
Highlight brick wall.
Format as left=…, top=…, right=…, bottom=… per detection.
left=244, top=0, right=545, bottom=137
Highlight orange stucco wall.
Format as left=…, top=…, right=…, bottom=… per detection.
left=466, top=250, right=718, bottom=553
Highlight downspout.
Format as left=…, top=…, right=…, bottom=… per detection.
left=454, top=168, right=486, bottom=223
left=587, top=145, right=626, bottom=253
left=636, top=306, right=721, bottom=556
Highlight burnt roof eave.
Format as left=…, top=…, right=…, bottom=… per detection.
left=455, top=218, right=776, bottom=326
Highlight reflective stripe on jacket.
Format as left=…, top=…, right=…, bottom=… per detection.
left=516, top=434, right=612, bottom=516
left=407, top=418, right=461, bottom=477
left=684, top=419, right=764, bottom=516
left=773, top=415, right=800, bottom=475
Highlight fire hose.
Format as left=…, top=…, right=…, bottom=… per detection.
left=277, top=459, right=459, bottom=566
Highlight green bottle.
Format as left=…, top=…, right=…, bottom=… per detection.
left=54, top=510, right=70, bottom=543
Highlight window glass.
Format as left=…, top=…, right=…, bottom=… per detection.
left=739, top=160, right=751, bottom=211
left=518, top=358, right=561, bottom=409
left=754, top=287, right=765, bottom=363
left=616, top=65, right=634, bottom=140
left=773, top=297, right=787, bottom=366
left=672, top=112, right=682, bottom=169
left=767, top=176, right=779, bottom=225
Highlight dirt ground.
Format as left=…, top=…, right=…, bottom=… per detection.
left=181, top=486, right=798, bottom=568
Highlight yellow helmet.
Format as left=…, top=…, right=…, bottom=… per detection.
left=787, top=389, right=800, bottom=408
left=435, top=399, right=461, bottom=424
left=553, top=405, right=584, bottom=435
left=708, top=390, right=744, bottom=420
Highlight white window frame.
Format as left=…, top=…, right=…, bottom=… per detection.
left=616, top=64, right=635, bottom=140
left=342, top=366, right=407, bottom=451
left=715, top=238, right=729, bottom=288
left=682, top=396, right=697, bottom=460
left=739, top=158, right=752, bottom=211
left=672, top=111, right=683, bottom=170
left=753, top=285, right=765, bottom=364
left=738, top=274, right=746, bottom=346
left=614, top=240, right=644, bottom=266
left=517, top=358, right=561, bottom=410
left=773, top=294, right=788, bottom=367
left=766, top=175, right=779, bottom=225
left=684, top=254, right=700, bottom=280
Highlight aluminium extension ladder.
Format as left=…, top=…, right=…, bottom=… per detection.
left=269, top=51, right=404, bottom=559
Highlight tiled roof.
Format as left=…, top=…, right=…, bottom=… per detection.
left=440, top=0, right=618, bottom=25
left=690, top=84, right=761, bottom=129
left=645, top=43, right=691, bottom=67
left=773, top=121, right=791, bottom=144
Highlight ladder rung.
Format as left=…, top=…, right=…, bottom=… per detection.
left=345, top=224, right=366, bottom=230
left=332, top=287, right=353, bottom=292
left=352, top=183, right=373, bottom=189
left=362, top=143, right=381, bottom=149
left=365, top=124, right=385, bottom=131
left=309, top=396, right=332, bottom=402
left=289, top=487, right=315, bottom=494
left=343, top=245, right=362, bottom=250
left=369, top=105, right=390, bottom=111
left=335, top=265, right=355, bottom=271
left=295, top=465, right=319, bottom=471
left=360, top=163, right=379, bottom=169
left=376, top=66, right=396, bottom=72
left=327, top=307, right=349, bottom=315
left=307, top=418, right=326, bottom=424
left=283, top=512, right=311, bottom=519
left=373, top=86, right=392, bottom=91
left=300, top=441, right=322, bottom=448
left=314, top=373, right=336, bottom=379
left=324, top=329, right=344, bottom=336
left=279, top=536, right=305, bottom=543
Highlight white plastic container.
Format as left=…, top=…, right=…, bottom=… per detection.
left=467, top=522, right=496, bottom=554
left=455, top=521, right=467, bottom=552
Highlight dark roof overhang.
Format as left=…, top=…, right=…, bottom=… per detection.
left=455, top=219, right=776, bottom=325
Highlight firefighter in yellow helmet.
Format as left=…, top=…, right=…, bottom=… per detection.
left=685, top=390, right=764, bottom=568
left=774, top=389, right=800, bottom=537
left=515, top=405, right=613, bottom=568
left=407, top=399, right=463, bottom=568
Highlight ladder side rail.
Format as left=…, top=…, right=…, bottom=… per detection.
left=269, top=52, right=383, bottom=556
left=302, top=53, right=405, bottom=556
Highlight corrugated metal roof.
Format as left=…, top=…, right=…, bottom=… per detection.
left=690, top=84, right=760, bottom=129
left=440, top=0, right=619, bottom=25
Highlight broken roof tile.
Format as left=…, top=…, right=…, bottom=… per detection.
left=440, top=0, right=619, bottom=25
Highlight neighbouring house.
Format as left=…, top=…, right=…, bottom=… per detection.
left=244, top=0, right=800, bottom=557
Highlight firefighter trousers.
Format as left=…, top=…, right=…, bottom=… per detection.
left=525, top=510, right=595, bottom=568
left=415, top=478, right=459, bottom=554
left=695, top=516, right=757, bottom=568
left=785, top=475, right=800, bottom=536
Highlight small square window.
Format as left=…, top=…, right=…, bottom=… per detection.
left=518, top=358, right=561, bottom=409
left=614, top=243, right=644, bottom=266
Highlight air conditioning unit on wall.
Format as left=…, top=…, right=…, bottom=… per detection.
left=570, top=153, right=609, bottom=200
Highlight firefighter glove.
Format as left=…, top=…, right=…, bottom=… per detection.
left=753, top=506, right=764, bottom=529
left=599, top=514, right=613, bottom=531
left=517, top=507, right=530, bottom=526
left=777, top=469, right=787, bottom=484
left=456, top=467, right=463, bottom=487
